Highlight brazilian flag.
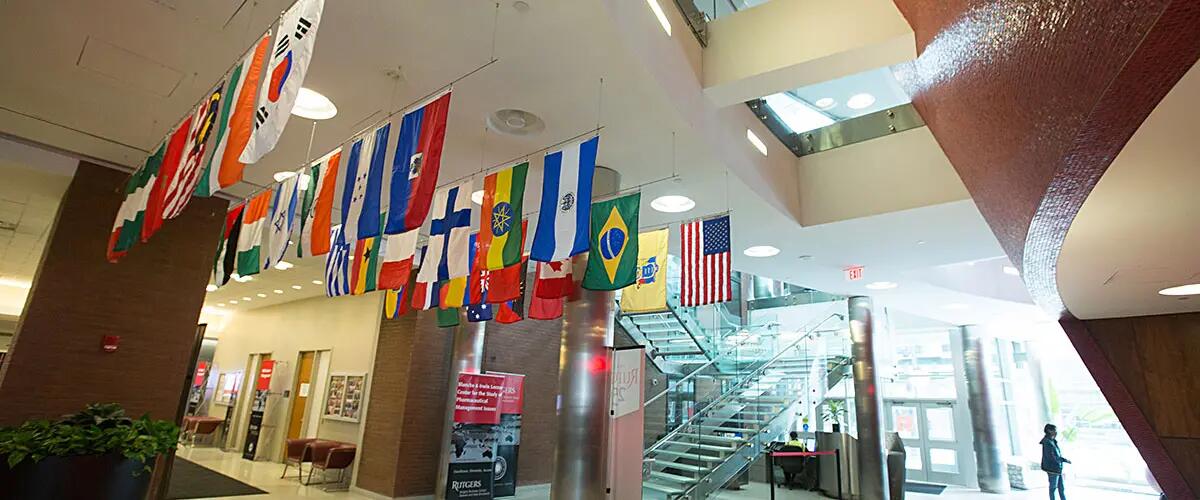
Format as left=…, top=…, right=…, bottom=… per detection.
left=582, top=192, right=640, bottom=290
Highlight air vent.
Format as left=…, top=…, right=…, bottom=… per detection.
left=487, top=109, right=545, bottom=136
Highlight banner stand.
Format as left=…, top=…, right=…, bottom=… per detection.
left=606, top=346, right=645, bottom=500
left=446, top=372, right=506, bottom=499
left=242, top=359, right=275, bottom=460
left=486, top=372, right=525, bottom=498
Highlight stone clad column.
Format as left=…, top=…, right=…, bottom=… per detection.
left=550, top=166, right=619, bottom=500
left=849, top=296, right=889, bottom=500
left=435, top=317, right=486, bottom=499
left=961, top=325, right=1009, bottom=493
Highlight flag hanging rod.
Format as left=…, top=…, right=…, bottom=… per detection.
left=440, top=125, right=605, bottom=188
left=590, top=172, right=681, bottom=204
left=636, top=210, right=733, bottom=233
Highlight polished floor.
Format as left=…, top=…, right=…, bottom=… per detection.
left=177, top=446, right=1156, bottom=500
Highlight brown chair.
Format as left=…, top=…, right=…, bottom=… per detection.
left=307, top=443, right=357, bottom=490
left=281, top=438, right=318, bottom=480
left=187, top=417, right=223, bottom=447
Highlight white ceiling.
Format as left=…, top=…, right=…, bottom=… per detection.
left=1058, top=59, right=1200, bottom=320
left=0, top=137, right=74, bottom=315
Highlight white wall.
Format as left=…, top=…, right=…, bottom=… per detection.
left=201, top=293, right=383, bottom=457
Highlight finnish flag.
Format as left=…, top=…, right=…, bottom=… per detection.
left=531, top=136, right=599, bottom=262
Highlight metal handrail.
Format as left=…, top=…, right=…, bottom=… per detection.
left=644, top=308, right=846, bottom=457
left=644, top=321, right=776, bottom=406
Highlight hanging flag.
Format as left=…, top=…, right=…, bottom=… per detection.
left=466, top=233, right=491, bottom=321
left=195, top=33, right=272, bottom=197
left=163, top=82, right=223, bottom=219
left=297, top=149, right=341, bottom=258
left=535, top=258, right=574, bottom=299
left=325, top=225, right=353, bottom=297
left=411, top=248, right=438, bottom=310
left=482, top=221, right=528, bottom=304
left=582, top=192, right=640, bottom=291
left=338, top=131, right=378, bottom=244
left=107, top=146, right=164, bottom=261
left=415, top=181, right=473, bottom=285
left=240, top=0, right=325, bottom=164
left=478, top=162, right=528, bottom=270
left=440, top=276, right=468, bottom=308
left=530, top=136, right=598, bottom=262
left=350, top=235, right=382, bottom=295
left=236, top=190, right=273, bottom=276
left=378, top=230, right=418, bottom=290
left=213, top=204, right=245, bottom=286
left=359, top=123, right=390, bottom=239
left=437, top=297, right=461, bottom=328
left=383, top=289, right=410, bottom=319
left=142, top=115, right=193, bottom=242
left=621, top=229, right=669, bottom=312
left=385, top=90, right=452, bottom=234
left=495, top=258, right=529, bottom=324
left=265, top=176, right=300, bottom=269
left=529, top=262, right=564, bottom=321
left=681, top=215, right=732, bottom=306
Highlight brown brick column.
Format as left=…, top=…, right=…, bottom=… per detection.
left=0, top=161, right=226, bottom=425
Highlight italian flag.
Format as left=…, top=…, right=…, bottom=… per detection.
left=194, top=31, right=271, bottom=197
left=106, top=144, right=165, bottom=262
left=477, top=162, right=528, bottom=270
left=236, top=190, right=273, bottom=276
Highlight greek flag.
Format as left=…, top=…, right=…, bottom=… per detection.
left=325, top=225, right=353, bottom=297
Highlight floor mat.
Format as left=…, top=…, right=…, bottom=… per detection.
left=905, top=482, right=948, bottom=494
left=166, top=457, right=267, bottom=499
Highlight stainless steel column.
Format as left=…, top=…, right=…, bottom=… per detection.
left=849, top=296, right=889, bottom=500
left=435, top=317, right=486, bottom=499
left=961, top=325, right=1010, bottom=493
left=550, top=166, right=619, bottom=500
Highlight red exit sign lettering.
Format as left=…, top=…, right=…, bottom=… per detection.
left=844, top=266, right=864, bottom=281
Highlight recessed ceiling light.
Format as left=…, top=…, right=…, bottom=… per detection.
left=291, top=87, right=337, bottom=120
left=292, top=285, right=303, bottom=290
left=1003, top=266, right=1020, bottom=276
left=233, top=274, right=253, bottom=283
left=471, top=190, right=484, bottom=205
left=217, top=303, right=226, bottom=307
left=256, top=293, right=267, bottom=298
left=1159, top=284, right=1200, bottom=296
left=512, top=1, right=531, bottom=13
left=847, top=93, right=876, bottom=110
left=487, top=109, right=545, bottom=136
left=916, top=240, right=926, bottom=245
left=273, top=289, right=284, bottom=294
left=312, top=280, right=323, bottom=285
left=646, top=0, right=672, bottom=36
left=242, top=297, right=252, bottom=301
left=746, top=129, right=768, bottom=156
left=744, top=245, right=780, bottom=258
left=865, top=281, right=898, bottom=290
left=815, top=97, right=836, bottom=109
left=943, top=303, right=969, bottom=310
left=273, top=171, right=298, bottom=182
left=0, top=278, right=32, bottom=289
left=205, top=284, right=218, bottom=292
left=229, top=300, right=239, bottom=304
left=274, top=261, right=294, bottom=270
left=651, top=195, right=695, bottom=213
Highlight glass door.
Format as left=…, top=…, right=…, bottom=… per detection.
left=885, top=400, right=967, bottom=485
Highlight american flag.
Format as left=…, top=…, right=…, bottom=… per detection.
left=681, top=215, right=731, bottom=306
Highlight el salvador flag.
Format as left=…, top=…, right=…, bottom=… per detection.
left=531, top=136, right=598, bottom=262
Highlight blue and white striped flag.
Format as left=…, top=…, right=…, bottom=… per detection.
left=339, top=123, right=388, bottom=243
left=325, top=225, right=353, bottom=297
left=531, top=136, right=598, bottom=262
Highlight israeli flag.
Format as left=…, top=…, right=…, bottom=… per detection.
left=531, top=136, right=599, bottom=262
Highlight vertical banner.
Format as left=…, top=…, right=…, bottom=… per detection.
left=242, top=359, right=275, bottom=460
left=487, top=372, right=525, bottom=498
left=187, top=361, right=210, bottom=415
left=447, top=372, right=505, bottom=499
left=606, top=347, right=645, bottom=500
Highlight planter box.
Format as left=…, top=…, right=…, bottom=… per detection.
left=0, top=453, right=152, bottom=500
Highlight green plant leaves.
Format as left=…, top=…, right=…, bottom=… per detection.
left=0, top=404, right=178, bottom=469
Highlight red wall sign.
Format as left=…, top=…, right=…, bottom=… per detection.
left=193, top=361, right=209, bottom=387
left=452, top=372, right=504, bottom=425
left=256, top=360, right=275, bottom=391
left=491, top=372, right=525, bottom=415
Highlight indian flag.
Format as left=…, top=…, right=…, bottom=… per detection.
left=477, top=162, right=528, bottom=271
left=106, top=145, right=164, bottom=262
left=195, top=32, right=271, bottom=197
left=236, top=190, right=273, bottom=276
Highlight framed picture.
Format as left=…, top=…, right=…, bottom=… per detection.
left=323, top=372, right=367, bottom=423
left=215, top=370, right=242, bottom=406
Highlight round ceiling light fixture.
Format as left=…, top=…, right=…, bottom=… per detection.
left=273, top=171, right=298, bottom=182
left=291, top=87, right=338, bottom=120
left=943, top=303, right=970, bottom=310
left=651, top=195, right=695, bottom=213
left=274, top=261, right=294, bottom=270
left=743, top=245, right=780, bottom=258
left=471, top=189, right=485, bottom=205
left=487, top=109, right=545, bottom=136
left=846, top=93, right=876, bottom=110
left=512, top=0, right=531, bottom=13
left=205, top=284, right=218, bottom=292
left=865, top=281, right=898, bottom=290
left=1159, top=283, right=1200, bottom=296
left=814, top=97, right=836, bottom=110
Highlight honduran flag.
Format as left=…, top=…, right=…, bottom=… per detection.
left=235, top=190, right=273, bottom=276
left=530, top=135, right=598, bottom=262
left=378, top=230, right=418, bottom=290
left=384, top=90, right=451, bottom=235
left=141, top=115, right=193, bottom=243
left=195, top=32, right=271, bottom=197
left=297, top=149, right=340, bottom=258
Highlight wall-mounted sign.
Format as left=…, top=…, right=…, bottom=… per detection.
left=844, top=265, right=864, bottom=282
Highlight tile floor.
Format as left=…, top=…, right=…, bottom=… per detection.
left=176, top=447, right=1157, bottom=500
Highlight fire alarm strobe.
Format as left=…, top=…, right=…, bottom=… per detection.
left=101, top=335, right=120, bottom=353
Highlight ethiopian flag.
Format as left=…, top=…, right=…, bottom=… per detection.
left=582, top=192, right=640, bottom=291
left=478, top=162, right=528, bottom=270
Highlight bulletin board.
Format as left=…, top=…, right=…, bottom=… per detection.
left=323, top=372, right=367, bottom=422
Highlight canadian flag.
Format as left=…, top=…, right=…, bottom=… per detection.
left=535, top=259, right=574, bottom=299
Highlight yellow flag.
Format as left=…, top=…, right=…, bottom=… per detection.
left=621, top=229, right=668, bottom=313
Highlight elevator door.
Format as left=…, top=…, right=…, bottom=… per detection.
left=885, top=400, right=966, bottom=485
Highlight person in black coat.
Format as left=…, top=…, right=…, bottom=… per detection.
left=1041, top=424, right=1072, bottom=500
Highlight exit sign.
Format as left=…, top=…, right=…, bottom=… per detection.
left=844, top=266, right=864, bottom=281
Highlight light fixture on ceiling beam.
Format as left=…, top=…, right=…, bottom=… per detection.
left=746, top=129, right=768, bottom=156
left=1159, top=284, right=1200, bottom=296
left=847, top=93, right=876, bottom=110
left=646, top=0, right=672, bottom=36
left=815, top=97, right=836, bottom=109
left=292, top=87, right=337, bottom=120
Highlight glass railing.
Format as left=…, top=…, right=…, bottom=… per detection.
left=692, top=0, right=773, bottom=21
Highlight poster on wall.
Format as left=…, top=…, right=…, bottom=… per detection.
left=186, top=361, right=210, bottom=415
left=487, top=372, right=525, bottom=498
left=446, top=372, right=505, bottom=500
left=323, top=373, right=367, bottom=422
left=607, top=346, right=645, bottom=500
left=242, top=359, right=275, bottom=460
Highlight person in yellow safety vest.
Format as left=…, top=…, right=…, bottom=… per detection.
left=785, top=431, right=807, bottom=450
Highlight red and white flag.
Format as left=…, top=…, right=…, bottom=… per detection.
left=680, top=215, right=731, bottom=307
left=378, top=230, right=418, bottom=290
left=534, top=259, right=574, bottom=299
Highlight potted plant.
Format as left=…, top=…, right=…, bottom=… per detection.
left=822, top=400, right=848, bottom=433
left=0, top=403, right=179, bottom=500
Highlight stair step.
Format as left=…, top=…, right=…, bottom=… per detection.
left=643, top=481, right=685, bottom=495
left=699, top=425, right=755, bottom=433
left=701, top=417, right=768, bottom=424
left=652, top=449, right=725, bottom=462
left=645, top=336, right=695, bottom=344
left=738, top=395, right=791, bottom=403
left=677, top=433, right=745, bottom=444
left=663, top=440, right=736, bottom=453
left=653, top=459, right=710, bottom=473
left=649, top=470, right=697, bottom=485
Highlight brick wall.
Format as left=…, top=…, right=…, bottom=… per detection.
left=0, top=162, right=225, bottom=425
